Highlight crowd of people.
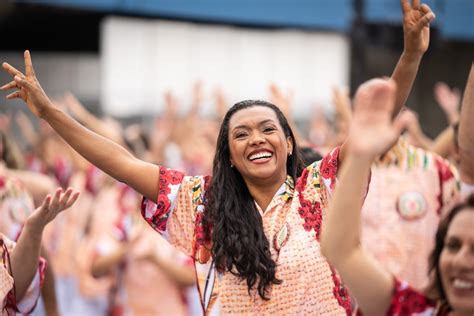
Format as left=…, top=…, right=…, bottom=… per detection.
left=0, top=0, right=473, bottom=315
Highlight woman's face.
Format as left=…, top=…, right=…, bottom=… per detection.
left=228, top=106, right=292, bottom=187
left=439, top=209, right=474, bottom=313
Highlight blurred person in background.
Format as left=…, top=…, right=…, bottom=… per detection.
left=1, top=186, right=79, bottom=315
left=321, top=75, right=474, bottom=316
left=1, top=0, right=435, bottom=313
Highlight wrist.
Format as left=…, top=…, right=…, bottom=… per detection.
left=24, top=218, right=45, bottom=238
left=401, top=50, right=424, bottom=62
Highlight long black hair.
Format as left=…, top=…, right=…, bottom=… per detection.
left=426, top=193, right=474, bottom=309
left=203, top=100, right=304, bottom=299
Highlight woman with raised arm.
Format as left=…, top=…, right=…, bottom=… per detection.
left=321, top=78, right=474, bottom=315
left=1, top=1, right=435, bottom=313
left=1, top=187, right=79, bottom=314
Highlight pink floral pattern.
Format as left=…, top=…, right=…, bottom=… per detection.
left=319, top=146, right=340, bottom=189
left=386, top=279, right=447, bottom=316
left=330, top=266, right=352, bottom=315
left=296, top=168, right=323, bottom=240
left=141, top=167, right=185, bottom=233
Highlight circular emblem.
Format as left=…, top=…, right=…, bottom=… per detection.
left=396, top=191, right=427, bottom=220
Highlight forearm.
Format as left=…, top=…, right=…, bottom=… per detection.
left=42, top=106, right=159, bottom=200
left=5, top=170, right=57, bottom=206
left=459, top=63, right=474, bottom=184
left=321, top=153, right=372, bottom=263
left=407, top=128, right=433, bottom=150
left=151, top=255, right=196, bottom=287
left=431, top=126, right=455, bottom=159
left=91, top=247, right=127, bottom=278
left=10, top=220, right=43, bottom=301
left=391, top=52, right=423, bottom=116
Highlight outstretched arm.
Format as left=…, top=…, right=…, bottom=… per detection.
left=391, top=0, right=435, bottom=116
left=1, top=51, right=159, bottom=201
left=321, top=79, right=410, bottom=316
left=340, top=0, right=434, bottom=163
left=10, top=187, right=79, bottom=301
left=458, top=63, right=474, bottom=184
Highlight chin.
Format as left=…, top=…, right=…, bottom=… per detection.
left=448, top=296, right=474, bottom=314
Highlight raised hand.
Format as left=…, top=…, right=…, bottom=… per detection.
left=401, top=0, right=435, bottom=55
left=434, top=82, right=461, bottom=124
left=346, top=79, right=410, bottom=158
left=26, top=187, right=80, bottom=233
left=1, top=50, right=53, bottom=118
left=269, top=83, right=294, bottom=119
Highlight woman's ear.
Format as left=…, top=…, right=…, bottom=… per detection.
left=287, top=137, right=294, bottom=155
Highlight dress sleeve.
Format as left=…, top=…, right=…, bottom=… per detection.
left=386, top=278, right=437, bottom=316
left=141, top=166, right=206, bottom=257
left=0, top=234, right=46, bottom=314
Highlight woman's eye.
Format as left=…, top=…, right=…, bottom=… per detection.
left=263, top=127, right=275, bottom=133
left=235, top=133, right=247, bottom=138
left=445, top=239, right=461, bottom=252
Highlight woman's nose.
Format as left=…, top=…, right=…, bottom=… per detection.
left=451, top=246, right=474, bottom=269
left=249, top=133, right=265, bottom=145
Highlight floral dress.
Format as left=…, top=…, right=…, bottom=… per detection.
left=0, top=234, right=46, bottom=315
left=141, top=148, right=357, bottom=315
left=386, top=279, right=449, bottom=316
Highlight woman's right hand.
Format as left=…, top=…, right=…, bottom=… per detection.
left=1, top=50, right=53, bottom=118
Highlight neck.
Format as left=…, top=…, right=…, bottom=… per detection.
left=245, top=176, right=286, bottom=212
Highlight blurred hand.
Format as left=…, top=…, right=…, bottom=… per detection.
left=401, top=0, right=435, bottom=55
left=269, top=83, right=293, bottom=119
left=346, top=79, right=410, bottom=158
left=434, top=82, right=461, bottom=124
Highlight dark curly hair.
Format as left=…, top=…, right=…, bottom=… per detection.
left=203, top=100, right=304, bottom=299
left=426, top=193, right=474, bottom=310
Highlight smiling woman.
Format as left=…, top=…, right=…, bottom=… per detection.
left=1, top=0, right=437, bottom=312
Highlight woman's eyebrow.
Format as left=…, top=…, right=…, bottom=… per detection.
left=231, top=119, right=276, bottom=132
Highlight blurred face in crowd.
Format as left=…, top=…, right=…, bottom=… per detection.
left=228, top=106, right=292, bottom=187
left=439, top=209, right=474, bottom=313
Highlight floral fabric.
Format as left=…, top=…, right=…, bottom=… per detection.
left=142, top=147, right=356, bottom=315
left=0, top=233, right=46, bottom=316
left=361, top=138, right=460, bottom=290
left=386, top=279, right=447, bottom=316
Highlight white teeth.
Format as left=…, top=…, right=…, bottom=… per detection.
left=453, top=279, right=474, bottom=290
left=249, top=152, right=272, bottom=161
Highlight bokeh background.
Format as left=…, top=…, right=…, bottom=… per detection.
left=0, top=0, right=473, bottom=136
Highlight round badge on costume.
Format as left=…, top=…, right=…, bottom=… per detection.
left=396, top=191, right=427, bottom=220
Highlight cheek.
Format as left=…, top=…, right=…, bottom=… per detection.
left=438, top=250, right=450, bottom=283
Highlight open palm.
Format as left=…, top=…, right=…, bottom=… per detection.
left=347, top=79, right=409, bottom=157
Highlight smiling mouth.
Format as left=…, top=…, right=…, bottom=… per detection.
left=452, top=278, right=474, bottom=290
left=248, top=152, right=273, bottom=161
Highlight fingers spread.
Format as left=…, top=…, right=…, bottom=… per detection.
left=49, top=188, right=63, bottom=211
left=24, top=50, right=36, bottom=77
left=412, top=0, right=420, bottom=10
left=0, top=80, right=18, bottom=91
left=2, top=62, right=23, bottom=77
left=6, top=91, right=22, bottom=100
left=400, top=0, right=411, bottom=13
left=65, top=191, right=80, bottom=209
left=14, top=75, right=34, bottom=90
